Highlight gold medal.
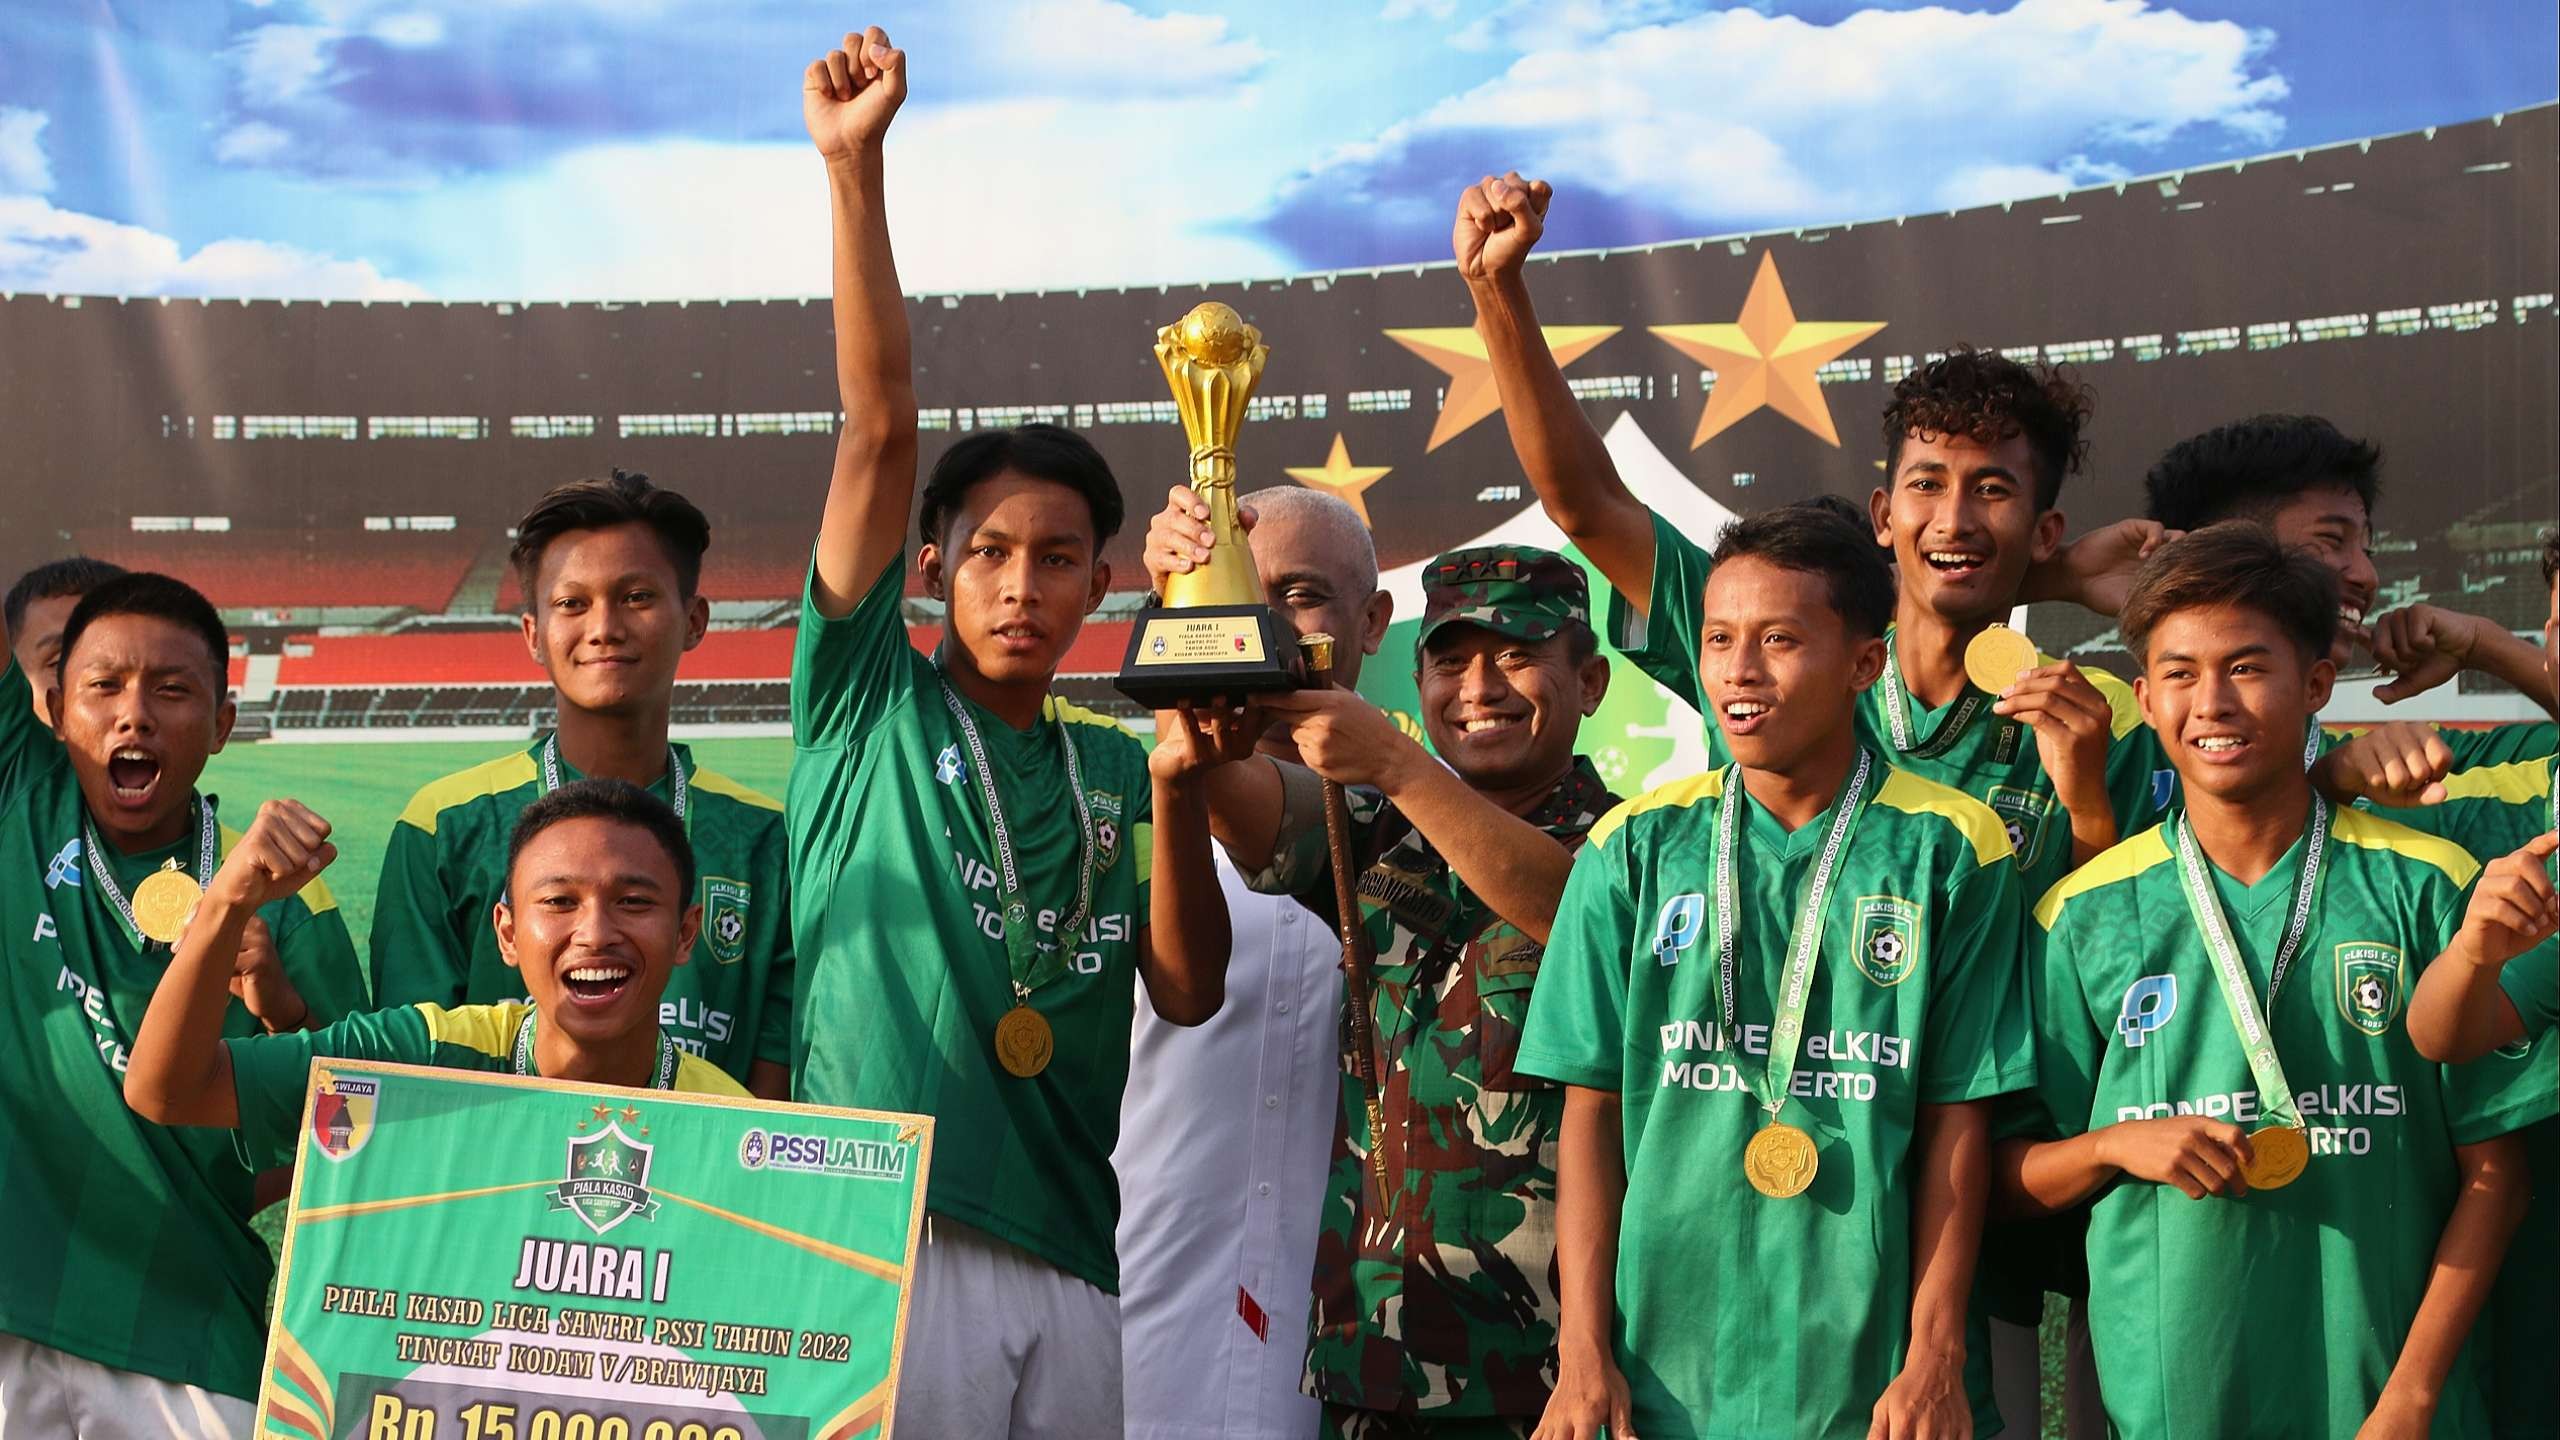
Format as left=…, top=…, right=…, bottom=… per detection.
left=132, top=866, right=204, bottom=945
left=1743, top=1122, right=1819, bottom=1198
left=2240, top=1124, right=2310, bottom=1191
left=993, top=1004, right=1055, bottom=1079
left=1962, top=624, right=2041, bottom=696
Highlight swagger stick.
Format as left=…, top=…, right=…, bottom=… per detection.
left=1299, top=633, right=1391, bottom=1213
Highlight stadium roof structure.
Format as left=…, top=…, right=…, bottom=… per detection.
left=5, top=102, right=2549, bottom=309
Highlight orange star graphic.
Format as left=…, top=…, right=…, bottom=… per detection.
left=620, top=1105, right=641, bottom=1125
left=1649, top=252, right=1885, bottom=449
left=590, top=1102, right=613, bottom=1122
left=1284, top=433, right=1393, bottom=526
left=1383, top=324, right=1620, bottom=451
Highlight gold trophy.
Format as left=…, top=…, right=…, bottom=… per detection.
left=1115, top=301, right=1304, bottom=708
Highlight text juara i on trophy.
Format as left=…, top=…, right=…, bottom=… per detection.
left=1114, top=301, right=1311, bottom=709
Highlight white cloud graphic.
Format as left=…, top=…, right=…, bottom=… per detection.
left=1280, top=0, right=2288, bottom=239
left=0, top=108, right=54, bottom=194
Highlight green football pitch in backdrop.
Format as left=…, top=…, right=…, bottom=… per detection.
left=203, top=739, right=799, bottom=959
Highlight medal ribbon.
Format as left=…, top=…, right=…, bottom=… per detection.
left=938, top=678, right=1098, bottom=1003
left=1876, top=630, right=2016, bottom=760
left=512, top=1009, right=679, bottom=1090
left=1711, top=748, right=1876, bottom=1121
left=2170, top=796, right=2329, bottom=1132
left=83, top=796, right=217, bottom=952
left=541, top=734, right=691, bottom=828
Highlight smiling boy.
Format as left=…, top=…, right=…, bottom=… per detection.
left=1519, top=500, right=2030, bottom=1440
left=371, top=472, right=794, bottom=1097
left=2000, top=525, right=2547, bottom=1438
left=124, top=780, right=748, bottom=1176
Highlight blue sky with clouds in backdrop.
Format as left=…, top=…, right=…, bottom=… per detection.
left=0, top=0, right=2548, bottom=300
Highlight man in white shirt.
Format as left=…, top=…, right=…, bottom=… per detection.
left=1116, top=486, right=1391, bottom=1440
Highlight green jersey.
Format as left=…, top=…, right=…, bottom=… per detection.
left=2029, top=807, right=2558, bottom=1440
left=787, top=560, right=1153, bottom=1293
left=370, top=736, right=794, bottom=1081
left=1518, top=754, right=2033, bottom=1440
left=0, top=658, right=365, bottom=1400
left=2370, top=753, right=2560, bottom=1439
left=227, top=999, right=748, bottom=1171
left=1612, top=511, right=2171, bottom=904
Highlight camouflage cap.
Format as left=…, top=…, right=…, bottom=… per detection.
left=1417, top=544, right=1592, bottom=649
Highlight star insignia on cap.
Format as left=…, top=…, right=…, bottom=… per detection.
left=1650, top=251, right=1884, bottom=449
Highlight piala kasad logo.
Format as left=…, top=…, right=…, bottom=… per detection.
left=550, top=1103, right=662, bottom=1237
left=738, top=1126, right=908, bottom=1181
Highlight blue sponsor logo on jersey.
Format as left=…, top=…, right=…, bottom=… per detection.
left=1652, top=892, right=1704, bottom=966
left=2149, top=769, right=2178, bottom=813
left=934, top=744, right=966, bottom=787
left=44, top=839, right=81, bottom=890
left=2117, top=974, right=2177, bottom=1047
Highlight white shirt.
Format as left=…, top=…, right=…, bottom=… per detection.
left=1115, top=851, right=1344, bottom=1440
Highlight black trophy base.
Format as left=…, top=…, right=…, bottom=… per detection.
left=1114, top=604, right=1305, bottom=710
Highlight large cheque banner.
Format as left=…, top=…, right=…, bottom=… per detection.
left=257, top=1061, right=932, bottom=1440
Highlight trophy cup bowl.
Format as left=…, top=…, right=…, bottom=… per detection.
left=1114, top=301, right=1306, bottom=710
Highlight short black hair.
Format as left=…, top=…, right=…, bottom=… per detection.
left=511, top=469, right=711, bottom=607
left=56, top=572, right=229, bottom=687
left=506, top=778, right=697, bottom=901
left=919, top=424, right=1125, bottom=551
left=1709, top=495, right=1896, bottom=639
left=6, top=556, right=127, bottom=641
left=2142, top=415, right=2381, bottom=531
left=2119, top=522, right=2342, bottom=664
left=2540, top=528, right=2560, bottom=588
left=1881, top=346, right=2093, bottom=511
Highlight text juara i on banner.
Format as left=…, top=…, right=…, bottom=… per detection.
left=259, top=1060, right=932, bottom=1440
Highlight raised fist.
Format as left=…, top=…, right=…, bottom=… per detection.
left=804, top=26, right=908, bottom=160
left=1453, top=171, right=1552, bottom=281
left=212, top=799, right=336, bottom=914
left=2311, top=721, right=2453, bottom=808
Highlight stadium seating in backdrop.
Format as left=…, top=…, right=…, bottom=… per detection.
left=257, top=621, right=1137, bottom=730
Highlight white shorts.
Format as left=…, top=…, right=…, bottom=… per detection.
left=891, top=1214, right=1123, bottom=1439
left=0, top=1332, right=250, bottom=1440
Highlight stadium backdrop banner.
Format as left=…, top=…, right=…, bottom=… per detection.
left=0, top=72, right=2543, bottom=957
left=258, top=1061, right=931, bottom=1440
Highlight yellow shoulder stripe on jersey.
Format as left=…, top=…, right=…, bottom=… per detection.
left=397, top=752, right=541, bottom=834
left=2032, top=649, right=2146, bottom=740
left=2033, top=826, right=2174, bottom=930
left=418, top=1000, right=526, bottom=1060
left=674, top=1052, right=753, bottom=1097
left=1048, top=696, right=1136, bottom=737
left=687, top=766, right=782, bottom=813
left=216, top=824, right=341, bottom=915
left=1132, top=821, right=1154, bottom=888
left=2438, top=757, right=2553, bottom=807
left=1588, top=769, right=1725, bottom=849
left=2092, top=668, right=2145, bottom=739
left=1874, top=768, right=2011, bottom=868
left=2332, top=806, right=2481, bottom=888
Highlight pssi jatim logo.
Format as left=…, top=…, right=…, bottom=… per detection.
left=737, top=1127, right=908, bottom=1181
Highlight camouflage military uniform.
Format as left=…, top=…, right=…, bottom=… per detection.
left=1250, top=546, right=1617, bottom=1433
